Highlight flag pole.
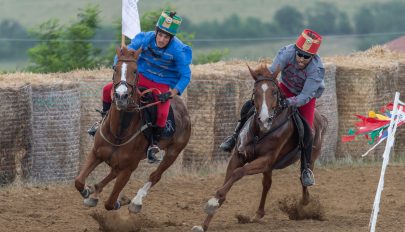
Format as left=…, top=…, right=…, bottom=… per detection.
left=121, top=34, right=126, bottom=48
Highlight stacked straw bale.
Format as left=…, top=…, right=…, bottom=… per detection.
left=59, top=69, right=112, bottom=180
left=316, top=62, right=338, bottom=162
left=27, top=74, right=80, bottom=182
left=0, top=78, right=32, bottom=185
left=184, top=61, right=257, bottom=166
left=394, top=62, right=405, bottom=156
left=325, top=46, right=405, bottom=159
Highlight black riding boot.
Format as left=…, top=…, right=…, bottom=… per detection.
left=147, top=127, right=164, bottom=164
left=219, top=99, right=255, bottom=152
left=87, top=102, right=111, bottom=136
left=301, top=133, right=315, bottom=187
left=219, top=121, right=245, bottom=152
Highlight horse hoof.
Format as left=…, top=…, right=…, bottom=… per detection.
left=204, top=197, right=219, bottom=215
left=83, top=197, right=99, bottom=207
left=191, top=225, right=204, bottom=232
left=128, top=202, right=142, bottom=214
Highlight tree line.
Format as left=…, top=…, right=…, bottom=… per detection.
left=1, top=1, right=405, bottom=72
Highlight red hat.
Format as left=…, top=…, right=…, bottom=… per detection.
left=295, top=29, right=322, bottom=55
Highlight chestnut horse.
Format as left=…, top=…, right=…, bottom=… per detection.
left=74, top=47, right=191, bottom=212
left=192, top=64, right=327, bottom=232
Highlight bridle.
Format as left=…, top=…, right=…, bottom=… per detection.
left=253, top=76, right=285, bottom=122
left=246, top=76, right=293, bottom=153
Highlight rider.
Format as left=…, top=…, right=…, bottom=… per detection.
left=87, top=11, right=192, bottom=164
left=219, top=29, right=324, bottom=186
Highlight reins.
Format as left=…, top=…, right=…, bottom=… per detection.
left=101, top=54, right=171, bottom=146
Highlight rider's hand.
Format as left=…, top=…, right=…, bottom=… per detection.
left=280, top=98, right=289, bottom=108
left=157, top=91, right=172, bottom=102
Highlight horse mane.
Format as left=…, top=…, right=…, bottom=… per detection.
left=248, top=62, right=278, bottom=81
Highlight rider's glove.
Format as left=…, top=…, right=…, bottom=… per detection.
left=157, top=91, right=172, bottom=102
left=280, top=98, right=289, bottom=108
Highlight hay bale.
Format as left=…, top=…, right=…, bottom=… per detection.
left=15, top=75, right=82, bottom=182
left=184, top=62, right=256, bottom=166
left=325, top=46, right=405, bottom=159
left=393, top=62, right=405, bottom=157
left=316, top=63, right=338, bottom=162
left=57, top=69, right=112, bottom=180
left=0, top=80, right=32, bottom=185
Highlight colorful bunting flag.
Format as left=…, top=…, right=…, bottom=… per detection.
left=342, top=102, right=405, bottom=144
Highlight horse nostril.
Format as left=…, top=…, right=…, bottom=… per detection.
left=123, top=93, right=128, bottom=99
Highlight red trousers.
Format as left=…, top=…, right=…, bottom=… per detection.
left=102, top=74, right=170, bottom=128
left=279, top=83, right=316, bottom=128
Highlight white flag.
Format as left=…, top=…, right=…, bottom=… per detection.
left=122, top=0, right=141, bottom=39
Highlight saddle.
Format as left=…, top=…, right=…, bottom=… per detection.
left=139, top=88, right=176, bottom=141
left=237, top=107, right=312, bottom=169
left=273, top=107, right=313, bottom=169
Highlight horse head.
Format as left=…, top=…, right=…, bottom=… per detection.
left=113, top=47, right=142, bottom=111
left=248, top=63, right=282, bottom=132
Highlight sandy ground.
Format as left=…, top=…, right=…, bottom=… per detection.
left=0, top=163, right=404, bottom=232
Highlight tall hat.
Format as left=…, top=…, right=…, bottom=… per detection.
left=295, top=29, right=322, bottom=55
left=156, top=11, right=182, bottom=36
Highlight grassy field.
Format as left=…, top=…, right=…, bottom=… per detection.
left=0, top=0, right=395, bottom=28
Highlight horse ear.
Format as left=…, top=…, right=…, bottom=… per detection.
left=133, top=48, right=142, bottom=60
left=247, top=65, right=257, bottom=81
left=116, top=47, right=121, bottom=56
left=271, top=64, right=282, bottom=80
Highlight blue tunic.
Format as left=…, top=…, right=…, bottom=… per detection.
left=115, top=31, right=192, bottom=95
left=268, top=44, right=325, bottom=107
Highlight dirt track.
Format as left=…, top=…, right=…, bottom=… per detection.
left=0, top=163, right=404, bottom=232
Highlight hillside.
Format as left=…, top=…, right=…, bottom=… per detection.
left=0, top=0, right=393, bottom=28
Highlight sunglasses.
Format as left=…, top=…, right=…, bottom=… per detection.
left=296, top=51, right=312, bottom=59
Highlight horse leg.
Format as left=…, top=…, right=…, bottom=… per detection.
left=196, top=156, right=269, bottom=232
left=75, top=149, right=102, bottom=198
left=104, top=169, right=132, bottom=210
left=204, top=153, right=245, bottom=215
left=128, top=147, right=181, bottom=213
left=254, top=170, right=272, bottom=221
left=223, top=152, right=246, bottom=184
left=83, top=170, right=117, bottom=207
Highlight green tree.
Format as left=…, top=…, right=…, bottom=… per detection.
left=0, top=19, right=30, bottom=60
left=354, top=8, right=374, bottom=34
left=336, top=12, right=352, bottom=34
left=27, top=5, right=102, bottom=73
left=273, top=6, right=304, bottom=35
left=306, top=2, right=338, bottom=34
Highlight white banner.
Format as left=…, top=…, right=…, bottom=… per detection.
left=122, top=0, right=141, bottom=39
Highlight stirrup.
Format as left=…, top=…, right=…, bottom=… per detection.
left=301, top=168, right=315, bottom=187
left=219, top=134, right=237, bottom=152
left=147, top=145, right=161, bottom=164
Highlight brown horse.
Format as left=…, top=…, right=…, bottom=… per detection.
left=192, top=64, right=327, bottom=232
left=74, top=47, right=191, bottom=212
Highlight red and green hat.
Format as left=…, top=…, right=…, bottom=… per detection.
left=156, top=11, right=182, bottom=36
left=295, top=29, right=322, bottom=55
